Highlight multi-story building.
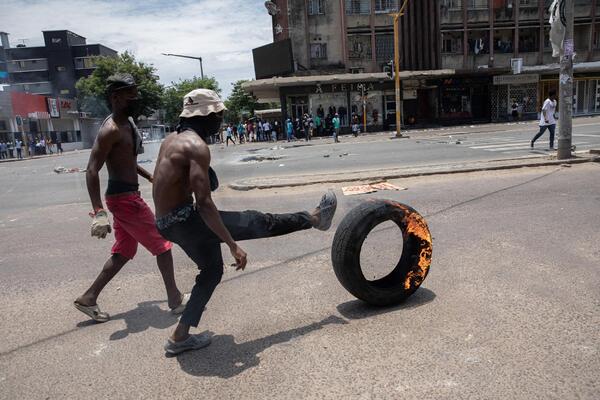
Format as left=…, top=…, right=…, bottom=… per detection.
left=439, top=0, right=600, bottom=123
left=0, top=30, right=116, bottom=98
left=0, top=30, right=116, bottom=148
left=244, top=0, right=600, bottom=131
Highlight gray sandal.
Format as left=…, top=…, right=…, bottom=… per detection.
left=313, top=190, right=337, bottom=231
left=164, top=333, right=212, bottom=355
left=74, top=301, right=110, bottom=323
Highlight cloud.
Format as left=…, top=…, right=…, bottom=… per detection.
left=0, top=0, right=273, bottom=97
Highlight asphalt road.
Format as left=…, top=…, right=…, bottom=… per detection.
left=2, top=118, right=599, bottom=216
left=0, top=158, right=598, bottom=399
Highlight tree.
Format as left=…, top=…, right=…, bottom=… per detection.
left=76, top=51, right=163, bottom=119
left=162, top=76, right=221, bottom=126
left=224, top=80, right=275, bottom=124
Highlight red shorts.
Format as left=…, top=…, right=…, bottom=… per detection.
left=105, top=193, right=172, bottom=260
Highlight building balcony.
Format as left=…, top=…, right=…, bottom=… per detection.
left=9, top=70, right=50, bottom=84
left=7, top=58, right=49, bottom=73
left=10, top=81, right=53, bottom=96
left=441, top=53, right=464, bottom=69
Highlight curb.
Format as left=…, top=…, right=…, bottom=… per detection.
left=229, top=155, right=600, bottom=191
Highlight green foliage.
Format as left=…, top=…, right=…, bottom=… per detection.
left=162, top=76, right=221, bottom=125
left=76, top=51, right=163, bottom=119
left=224, top=80, right=276, bottom=124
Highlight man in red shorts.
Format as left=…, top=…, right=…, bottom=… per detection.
left=74, top=73, right=188, bottom=322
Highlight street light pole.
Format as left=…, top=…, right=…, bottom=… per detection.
left=390, top=0, right=409, bottom=138
left=162, top=53, right=205, bottom=80
left=557, top=0, right=574, bottom=160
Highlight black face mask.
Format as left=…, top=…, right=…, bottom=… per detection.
left=125, top=98, right=142, bottom=118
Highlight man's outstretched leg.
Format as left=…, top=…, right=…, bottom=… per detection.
left=74, top=254, right=129, bottom=322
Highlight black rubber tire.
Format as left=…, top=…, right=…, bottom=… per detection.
left=331, top=199, right=433, bottom=306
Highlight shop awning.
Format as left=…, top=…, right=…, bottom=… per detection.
left=242, top=70, right=457, bottom=92
left=242, top=69, right=458, bottom=102
left=254, top=108, right=282, bottom=118
left=522, top=61, right=600, bottom=74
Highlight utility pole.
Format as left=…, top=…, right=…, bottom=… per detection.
left=161, top=53, right=204, bottom=80
left=390, top=0, right=409, bottom=138
left=557, top=0, right=574, bottom=160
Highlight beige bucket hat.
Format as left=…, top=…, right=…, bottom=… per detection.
left=179, top=89, right=227, bottom=118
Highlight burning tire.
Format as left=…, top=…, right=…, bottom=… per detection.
left=331, top=199, right=433, bottom=306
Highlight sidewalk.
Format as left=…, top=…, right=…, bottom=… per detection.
left=0, top=149, right=90, bottom=164
left=229, top=153, right=600, bottom=191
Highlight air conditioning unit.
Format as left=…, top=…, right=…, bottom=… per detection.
left=511, top=58, right=523, bottom=75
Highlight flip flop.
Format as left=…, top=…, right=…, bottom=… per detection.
left=170, top=293, right=191, bottom=315
left=74, top=301, right=110, bottom=323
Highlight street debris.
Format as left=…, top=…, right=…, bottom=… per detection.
left=54, top=166, right=86, bottom=174
left=342, top=181, right=406, bottom=196
left=240, top=155, right=284, bottom=163
left=342, top=185, right=377, bottom=196
left=324, top=154, right=330, bottom=158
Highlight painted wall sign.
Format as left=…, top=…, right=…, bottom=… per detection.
left=493, top=74, right=540, bottom=85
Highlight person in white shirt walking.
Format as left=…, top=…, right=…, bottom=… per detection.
left=531, top=90, right=557, bottom=150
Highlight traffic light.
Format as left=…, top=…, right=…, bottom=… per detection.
left=384, top=60, right=394, bottom=79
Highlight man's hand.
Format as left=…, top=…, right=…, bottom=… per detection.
left=230, top=244, right=247, bottom=271
left=91, top=210, right=112, bottom=239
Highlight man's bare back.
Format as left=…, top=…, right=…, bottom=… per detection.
left=153, top=130, right=209, bottom=217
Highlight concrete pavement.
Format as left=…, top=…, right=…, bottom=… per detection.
left=1, top=163, right=599, bottom=399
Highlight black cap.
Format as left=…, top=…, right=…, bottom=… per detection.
left=106, top=73, right=137, bottom=95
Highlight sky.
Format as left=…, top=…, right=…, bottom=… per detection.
left=0, top=0, right=273, bottom=97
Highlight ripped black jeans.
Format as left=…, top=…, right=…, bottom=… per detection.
left=156, top=204, right=312, bottom=327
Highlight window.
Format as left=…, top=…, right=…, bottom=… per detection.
left=519, top=28, right=539, bottom=52
left=17, top=61, right=26, bottom=69
left=468, top=0, right=487, bottom=9
left=0, top=120, right=7, bottom=131
left=310, top=43, right=327, bottom=59
left=348, top=34, right=372, bottom=59
left=56, top=66, right=66, bottom=72
left=345, top=0, right=370, bottom=15
left=441, top=32, right=463, bottom=53
left=594, top=25, right=600, bottom=49
left=520, top=0, right=538, bottom=7
left=51, top=37, right=62, bottom=44
left=375, top=34, right=394, bottom=61
left=441, top=0, right=462, bottom=9
left=375, top=0, right=398, bottom=13
left=308, top=0, right=325, bottom=15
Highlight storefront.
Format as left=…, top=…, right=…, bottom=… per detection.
left=282, top=80, right=387, bottom=135
left=242, top=70, right=463, bottom=134
left=491, top=74, right=540, bottom=122
left=438, top=77, right=491, bottom=125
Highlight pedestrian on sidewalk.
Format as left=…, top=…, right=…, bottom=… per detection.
left=7, top=141, right=14, bottom=158
left=73, top=73, right=187, bottom=323
left=0, top=142, right=6, bottom=159
left=152, top=89, right=338, bottom=355
left=332, top=113, right=341, bottom=143
left=46, top=137, right=54, bottom=154
left=56, top=137, right=63, bottom=154
left=15, top=139, right=23, bottom=159
left=286, top=118, right=294, bottom=142
left=531, top=90, right=557, bottom=150
left=511, top=100, right=520, bottom=121
left=225, top=124, right=235, bottom=146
